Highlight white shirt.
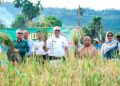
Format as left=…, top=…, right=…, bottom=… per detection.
left=47, top=35, right=68, bottom=57
left=33, top=40, right=47, bottom=55
left=26, top=39, right=34, bottom=56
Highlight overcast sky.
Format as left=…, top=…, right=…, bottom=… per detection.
left=8, top=0, right=120, bottom=10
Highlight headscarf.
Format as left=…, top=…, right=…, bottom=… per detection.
left=101, top=32, right=117, bottom=54
left=78, top=36, right=96, bottom=58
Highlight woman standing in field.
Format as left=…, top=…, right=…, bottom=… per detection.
left=78, top=36, right=97, bottom=59
left=101, top=32, right=119, bottom=59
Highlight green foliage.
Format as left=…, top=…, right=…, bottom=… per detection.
left=82, top=16, right=105, bottom=42
left=11, top=14, right=26, bottom=28
left=39, top=16, right=62, bottom=27
left=13, top=0, right=43, bottom=20
left=71, top=28, right=85, bottom=45
left=0, top=33, right=13, bottom=47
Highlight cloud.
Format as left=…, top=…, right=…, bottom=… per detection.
left=8, top=0, right=120, bottom=10
left=0, top=7, right=14, bottom=27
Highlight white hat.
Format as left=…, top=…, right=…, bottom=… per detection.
left=53, top=26, right=60, bottom=31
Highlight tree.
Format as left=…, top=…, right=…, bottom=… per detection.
left=82, top=16, right=105, bottom=41
left=92, top=16, right=102, bottom=38
left=77, top=5, right=84, bottom=28
left=39, top=16, right=62, bottom=27
left=11, top=14, right=26, bottom=28
left=13, top=0, right=43, bottom=20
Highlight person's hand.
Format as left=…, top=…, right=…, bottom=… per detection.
left=42, top=45, right=46, bottom=49
left=14, top=49, right=19, bottom=52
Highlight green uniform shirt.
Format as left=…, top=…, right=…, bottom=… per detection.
left=13, top=39, right=29, bottom=61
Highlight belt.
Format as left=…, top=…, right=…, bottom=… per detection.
left=48, top=56, right=65, bottom=61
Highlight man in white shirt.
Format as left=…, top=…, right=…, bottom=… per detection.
left=46, top=26, right=68, bottom=60
left=33, top=31, right=47, bottom=63
left=23, top=30, right=34, bottom=57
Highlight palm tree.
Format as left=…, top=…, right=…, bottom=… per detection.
left=77, top=5, right=84, bottom=29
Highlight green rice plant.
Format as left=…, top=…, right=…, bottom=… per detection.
left=71, top=28, right=85, bottom=57
left=0, top=52, right=120, bottom=86
left=71, top=28, right=85, bottom=46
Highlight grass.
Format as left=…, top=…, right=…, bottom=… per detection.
left=0, top=53, right=120, bottom=86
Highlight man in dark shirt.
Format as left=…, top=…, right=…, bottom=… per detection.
left=13, top=29, right=29, bottom=62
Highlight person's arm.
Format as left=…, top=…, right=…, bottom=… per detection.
left=42, top=40, right=48, bottom=52
left=64, top=38, right=69, bottom=58
left=101, top=44, right=104, bottom=55
left=93, top=48, right=97, bottom=59
left=65, top=46, right=69, bottom=58
left=46, top=38, right=52, bottom=51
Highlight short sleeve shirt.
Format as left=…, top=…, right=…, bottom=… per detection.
left=33, top=40, right=47, bottom=55
left=47, top=35, right=68, bottom=57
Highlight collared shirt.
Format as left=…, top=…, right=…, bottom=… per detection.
left=25, top=39, right=34, bottom=56
left=47, top=35, right=68, bottom=57
left=13, top=39, right=29, bottom=58
left=33, top=40, right=47, bottom=55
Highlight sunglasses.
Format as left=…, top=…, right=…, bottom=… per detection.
left=17, top=32, right=23, bottom=34
left=55, top=30, right=60, bottom=32
left=107, top=35, right=113, bottom=37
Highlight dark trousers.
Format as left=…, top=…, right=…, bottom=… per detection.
left=35, top=55, right=47, bottom=64
left=35, top=55, right=66, bottom=64
left=48, top=56, right=66, bottom=61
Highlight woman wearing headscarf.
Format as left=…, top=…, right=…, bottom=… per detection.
left=101, top=32, right=119, bottom=59
left=78, top=36, right=97, bottom=59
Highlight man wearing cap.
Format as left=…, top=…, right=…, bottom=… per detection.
left=13, top=29, right=29, bottom=62
left=46, top=26, right=68, bottom=60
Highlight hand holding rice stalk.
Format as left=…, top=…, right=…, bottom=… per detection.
left=71, top=28, right=85, bottom=57
left=0, top=33, right=13, bottom=47
left=0, top=33, right=21, bottom=64
left=71, top=28, right=85, bottom=46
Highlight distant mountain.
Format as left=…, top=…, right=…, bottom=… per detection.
left=0, top=2, right=120, bottom=32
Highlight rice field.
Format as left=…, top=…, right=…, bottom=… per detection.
left=0, top=53, right=120, bottom=86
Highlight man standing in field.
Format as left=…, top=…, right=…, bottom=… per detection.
left=13, top=29, right=29, bottom=62
left=46, top=26, right=68, bottom=60
left=33, top=31, right=47, bottom=63
left=23, top=30, right=34, bottom=57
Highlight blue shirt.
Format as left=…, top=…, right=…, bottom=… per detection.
left=95, top=44, right=101, bottom=50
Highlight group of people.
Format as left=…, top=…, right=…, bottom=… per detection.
left=4, top=26, right=68, bottom=65
left=0, top=26, right=120, bottom=65
left=78, top=32, right=120, bottom=59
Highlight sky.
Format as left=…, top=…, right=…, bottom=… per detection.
left=7, top=0, right=120, bottom=10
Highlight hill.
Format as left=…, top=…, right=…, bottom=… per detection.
left=0, top=2, right=120, bottom=32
